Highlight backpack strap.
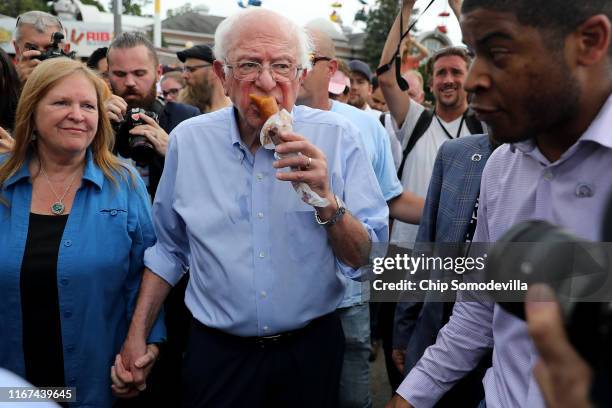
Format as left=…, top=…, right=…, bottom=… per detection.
left=464, top=108, right=484, bottom=135
left=397, top=109, right=434, bottom=178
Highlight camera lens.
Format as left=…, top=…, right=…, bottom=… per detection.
left=129, top=136, right=155, bottom=164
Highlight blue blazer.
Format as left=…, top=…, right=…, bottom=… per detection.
left=394, top=134, right=494, bottom=368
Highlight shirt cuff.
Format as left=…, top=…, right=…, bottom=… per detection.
left=336, top=220, right=381, bottom=281
left=144, top=244, right=186, bottom=286
left=396, top=367, right=444, bottom=408
left=146, top=308, right=167, bottom=344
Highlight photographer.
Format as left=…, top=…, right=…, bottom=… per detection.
left=106, top=32, right=199, bottom=198
left=13, top=11, right=65, bottom=84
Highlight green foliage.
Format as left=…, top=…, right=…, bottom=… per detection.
left=110, top=0, right=151, bottom=16
left=81, top=0, right=106, bottom=12
left=0, top=0, right=51, bottom=17
left=362, top=0, right=399, bottom=69
left=418, top=63, right=434, bottom=105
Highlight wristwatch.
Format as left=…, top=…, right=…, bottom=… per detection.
left=315, top=195, right=349, bottom=227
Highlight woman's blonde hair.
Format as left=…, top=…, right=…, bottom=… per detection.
left=0, top=58, right=129, bottom=194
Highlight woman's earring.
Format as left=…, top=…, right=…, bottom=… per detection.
left=32, top=130, right=38, bottom=141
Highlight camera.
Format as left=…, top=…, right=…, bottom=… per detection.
left=31, top=32, right=76, bottom=61
left=115, top=108, right=158, bottom=164
left=485, top=196, right=612, bottom=406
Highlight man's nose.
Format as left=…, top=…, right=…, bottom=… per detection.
left=255, top=67, right=277, bottom=92
left=464, top=58, right=490, bottom=94
left=124, top=74, right=136, bottom=87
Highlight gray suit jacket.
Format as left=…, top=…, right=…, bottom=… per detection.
left=394, top=134, right=494, bottom=368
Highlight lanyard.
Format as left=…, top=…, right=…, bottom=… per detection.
left=435, top=113, right=466, bottom=140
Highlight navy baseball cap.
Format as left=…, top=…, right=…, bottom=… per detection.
left=177, top=44, right=214, bottom=63
left=348, top=59, right=373, bottom=82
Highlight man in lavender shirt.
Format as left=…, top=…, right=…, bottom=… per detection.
left=387, top=0, right=612, bottom=407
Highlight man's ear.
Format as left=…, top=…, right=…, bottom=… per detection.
left=573, top=14, right=611, bottom=66
left=298, top=66, right=308, bottom=83
left=328, top=59, right=338, bottom=79
left=156, top=64, right=163, bottom=82
left=13, top=40, right=22, bottom=59
left=213, top=60, right=229, bottom=94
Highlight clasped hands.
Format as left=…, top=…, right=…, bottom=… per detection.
left=110, top=336, right=160, bottom=398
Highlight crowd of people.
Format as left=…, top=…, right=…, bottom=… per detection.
left=0, top=0, right=611, bottom=407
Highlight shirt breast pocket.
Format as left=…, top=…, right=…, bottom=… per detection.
left=283, top=210, right=327, bottom=263
left=96, top=208, right=131, bottom=253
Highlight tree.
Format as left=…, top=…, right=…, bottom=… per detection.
left=362, top=0, right=400, bottom=69
left=110, top=0, right=151, bottom=16
left=167, top=3, right=193, bottom=18
left=0, top=0, right=51, bottom=17
left=81, top=0, right=105, bottom=12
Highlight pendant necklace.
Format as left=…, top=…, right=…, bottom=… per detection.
left=40, top=164, right=80, bottom=215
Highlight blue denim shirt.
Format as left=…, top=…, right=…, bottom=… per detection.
left=0, top=150, right=166, bottom=407
left=331, top=101, right=401, bottom=308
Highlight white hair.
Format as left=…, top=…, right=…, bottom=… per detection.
left=214, top=9, right=313, bottom=72
left=15, top=11, right=64, bottom=43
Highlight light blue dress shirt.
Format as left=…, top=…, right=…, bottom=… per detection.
left=144, top=105, right=389, bottom=337
left=330, top=100, right=402, bottom=307
left=0, top=150, right=166, bottom=408
left=398, top=94, right=612, bottom=407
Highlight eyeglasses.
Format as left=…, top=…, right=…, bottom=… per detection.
left=224, top=60, right=303, bottom=83
left=310, top=55, right=332, bottom=65
left=182, top=64, right=212, bottom=73
left=162, top=88, right=182, bottom=98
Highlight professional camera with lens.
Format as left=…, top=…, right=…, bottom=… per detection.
left=486, top=196, right=612, bottom=406
left=31, top=32, right=76, bottom=61
left=114, top=108, right=159, bottom=164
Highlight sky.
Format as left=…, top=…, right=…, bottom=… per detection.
left=141, top=0, right=464, bottom=45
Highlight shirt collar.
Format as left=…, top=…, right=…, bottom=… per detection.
left=229, top=106, right=244, bottom=149
left=578, top=93, right=612, bottom=149
left=229, top=104, right=297, bottom=153
left=3, top=149, right=104, bottom=190
left=509, top=93, right=612, bottom=155
left=82, top=149, right=104, bottom=190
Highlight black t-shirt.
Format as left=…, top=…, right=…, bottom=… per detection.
left=20, top=213, right=68, bottom=389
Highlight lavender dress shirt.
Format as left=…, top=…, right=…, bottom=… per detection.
left=398, top=94, right=612, bottom=407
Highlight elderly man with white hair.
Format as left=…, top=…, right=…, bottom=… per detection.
left=112, top=8, right=388, bottom=408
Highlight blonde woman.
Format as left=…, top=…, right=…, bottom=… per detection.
left=0, top=58, right=165, bottom=407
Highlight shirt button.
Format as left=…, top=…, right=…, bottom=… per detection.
left=110, top=209, right=118, bottom=216
left=256, top=173, right=264, bottom=181
left=64, top=240, right=72, bottom=247
left=543, top=170, right=554, bottom=181
left=66, top=345, right=75, bottom=352
left=257, top=212, right=264, bottom=219
left=575, top=183, right=594, bottom=198
left=60, top=278, right=69, bottom=286
left=64, top=310, right=72, bottom=318
left=261, top=291, right=267, bottom=298
left=263, top=326, right=269, bottom=332
left=258, top=251, right=265, bottom=258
